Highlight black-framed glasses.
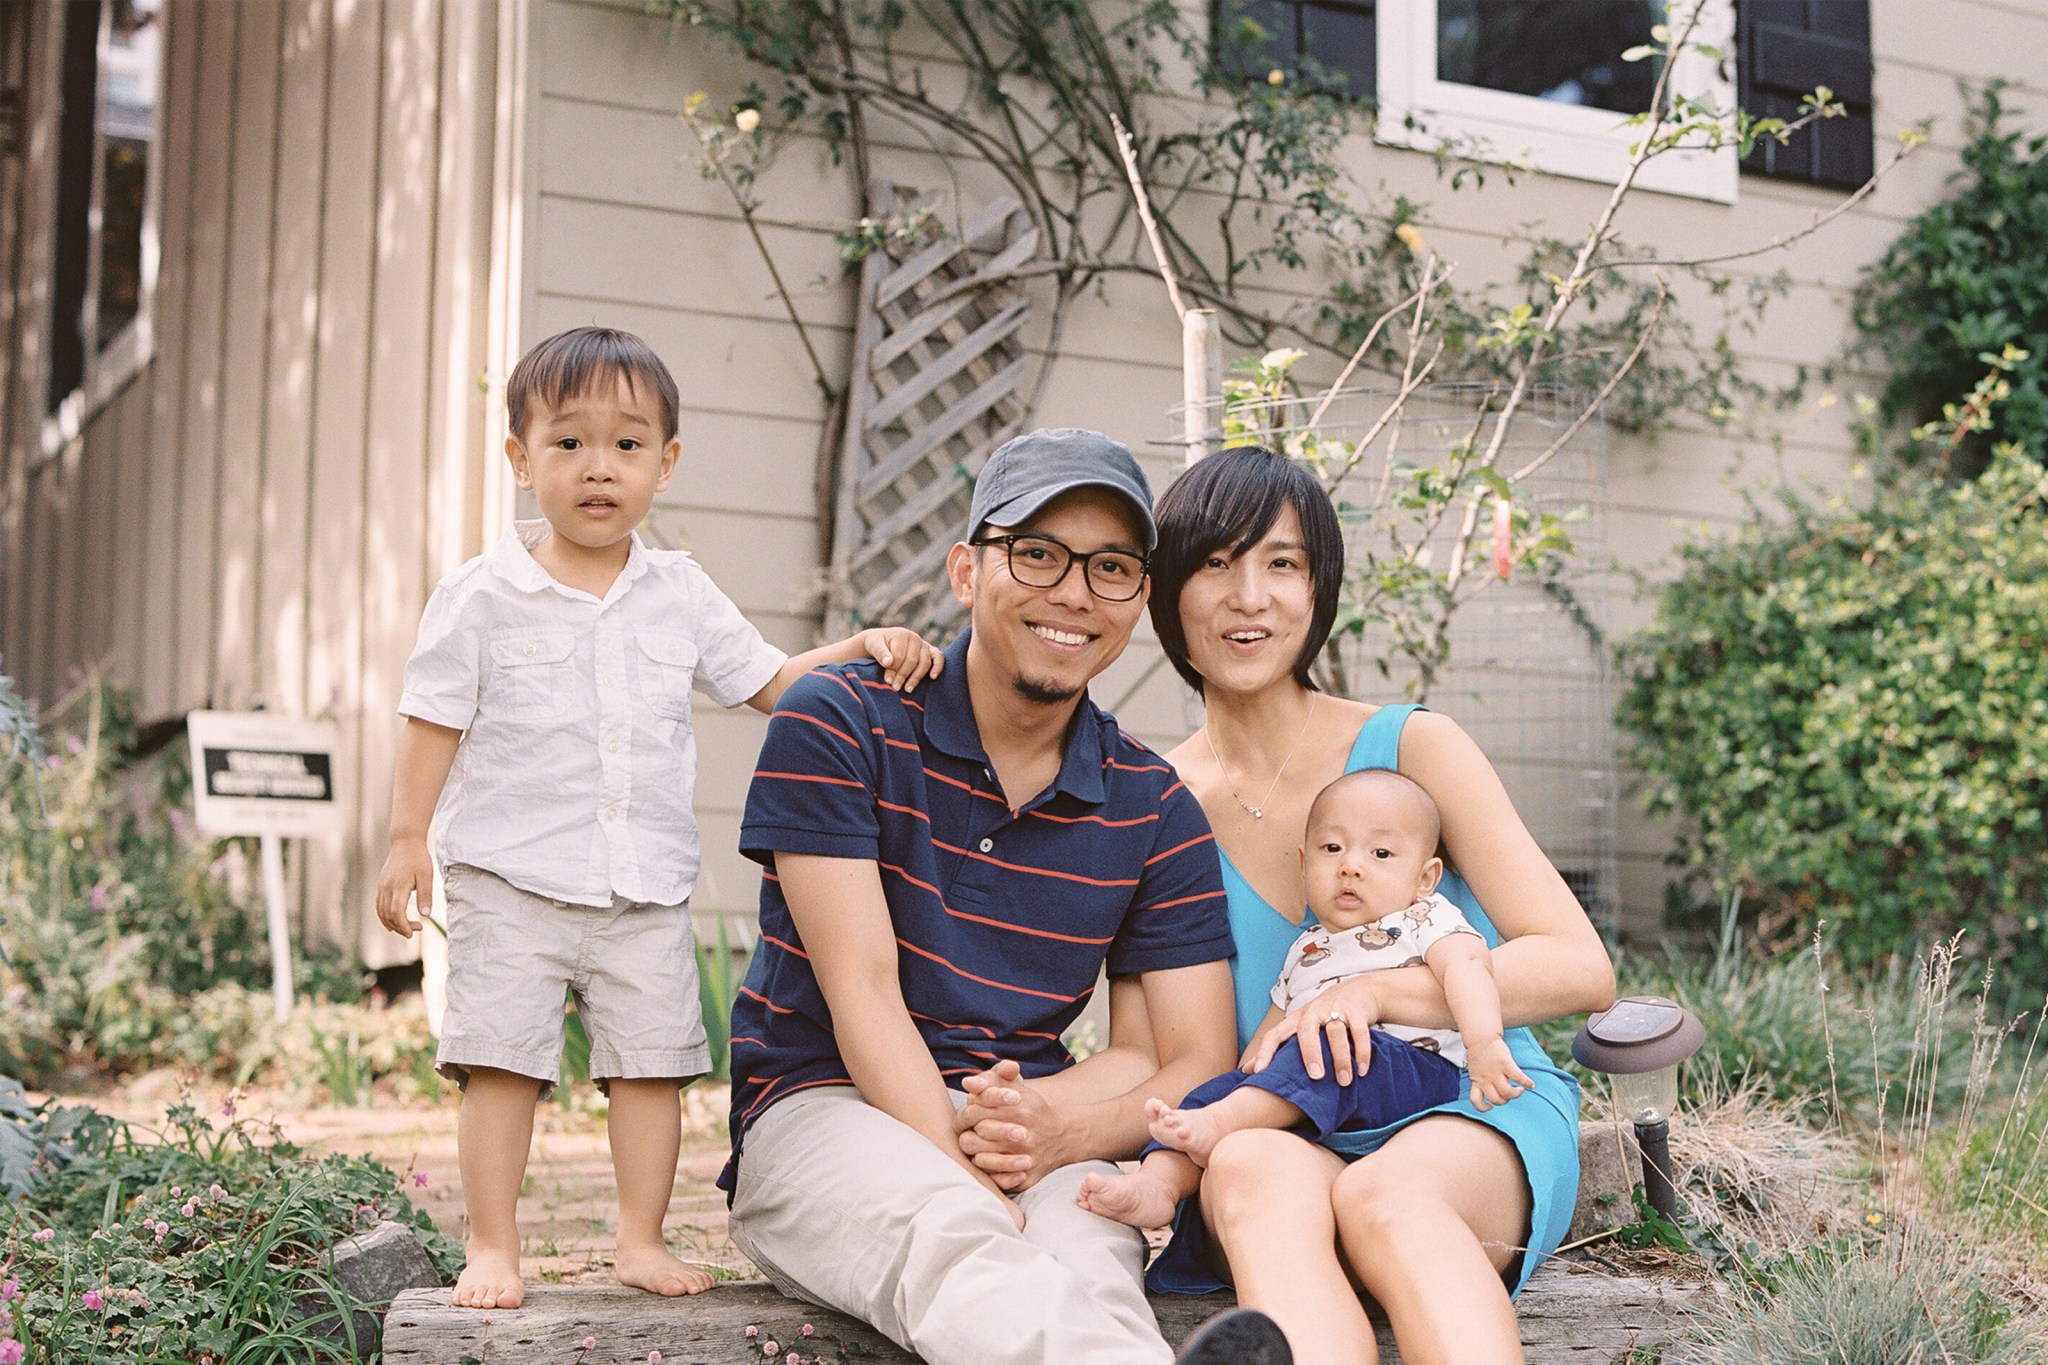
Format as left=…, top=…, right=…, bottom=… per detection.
left=970, top=533, right=1150, bottom=602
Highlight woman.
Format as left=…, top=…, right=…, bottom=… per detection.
left=1142, top=445, right=1615, bottom=1365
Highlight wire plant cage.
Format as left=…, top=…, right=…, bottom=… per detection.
left=1173, top=380, right=1620, bottom=936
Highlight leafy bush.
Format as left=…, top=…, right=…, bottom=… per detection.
left=0, top=1084, right=458, bottom=1363
left=1853, top=84, right=2048, bottom=472
left=1616, top=445, right=2048, bottom=1001
left=0, top=676, right=365, bottom=1085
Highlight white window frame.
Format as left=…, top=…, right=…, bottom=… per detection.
left=40, top=0, right=165, bottom=460
left=1375, top=0, right=1737, bottom=204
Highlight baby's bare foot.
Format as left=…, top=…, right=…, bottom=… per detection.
left=451, top=1246, right=524, bottom=1309
left=1076, top=1170, right=1181, bottom=1230
left=615, top=1243, right=715, bottom=1297
left=1147, top=1104, right=1227, bottom=1168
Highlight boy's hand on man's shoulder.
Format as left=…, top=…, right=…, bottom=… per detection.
left=863, top=627, right=945, bottom=693
left=375, top=838, right=436, bottom=939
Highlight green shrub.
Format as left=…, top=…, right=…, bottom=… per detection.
left=1616, top=446, right=2048, bottom=1003
left=1853, top=84, right=2048, bottom=472
left=1935, top=1053, right=2048, bottom=1255
left=1, top=1083, right=458, bottom=1363
left=0, top=676, right=364, bottom=1085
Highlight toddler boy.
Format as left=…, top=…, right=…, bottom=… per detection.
left=375, top=326, right=939, bottom=1310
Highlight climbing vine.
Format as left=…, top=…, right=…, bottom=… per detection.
left=666, top=0, right=1921, bottom=694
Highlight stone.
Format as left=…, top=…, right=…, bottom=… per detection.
left=299, top=1219, right=445, bottom=1355
left=1571, top=1118, right=1645, bottom=1242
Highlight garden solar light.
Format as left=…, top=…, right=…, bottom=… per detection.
left=1572, top=995, right=1705, bottom=1224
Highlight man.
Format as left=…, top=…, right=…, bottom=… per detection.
left=719, top=429, right=1290, bottom=1364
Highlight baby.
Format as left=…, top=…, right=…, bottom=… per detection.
left=1079, top=767, right=1530, bottom=1229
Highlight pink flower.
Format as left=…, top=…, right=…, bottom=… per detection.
left=763, top=1343, right=780, bottom=1358
left=169, top=1187, right=181, bottom=1199
left=29, top=1230, right=51, bottom=1244
left=413, top=1172, right=428, bottom=1188
left=0, top=1336, right=24, bottom=1364
left=582, top=1338, right=596, bottom=1351
left=89, top=886, right=108, bottom=911
left=745, top=1326, right=758, bottom=1339
left=648, top=1354, right=662, bottom=1364
left=0, top=1277, right=16, bottom=1301
left=181, top=1201, right=197, bottom=1217
left=210, top=1184, right=226, bottom=1200
left=82, top=1289, right=105, bottom=1311
left=801, top=1324, right=814, bottom=1337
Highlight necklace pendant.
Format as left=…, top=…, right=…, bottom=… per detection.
left=1249, top=807, right=1263, bottom=819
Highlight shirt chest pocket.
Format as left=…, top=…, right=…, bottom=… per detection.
left=485, top=632, right=577, bottom=721
left=636, top=633, right=698, bottom=721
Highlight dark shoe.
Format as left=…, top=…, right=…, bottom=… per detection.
left=1175, top=1306, right=1293, bottom=1365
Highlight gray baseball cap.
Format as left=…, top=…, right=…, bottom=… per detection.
left=968, top=428, right=1157, bottom=550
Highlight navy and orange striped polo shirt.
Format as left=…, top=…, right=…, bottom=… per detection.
left=719, top=628, right=1231, bottom=1192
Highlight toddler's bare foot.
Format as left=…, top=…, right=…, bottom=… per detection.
left=451, top=1245, right=524, bottom=1309
left=615, top=1242, right=715, bottom=1297
left=1146, top=1098, right=1228, bottom=1168
left=1076, top=1169, right=1181, bottom=1230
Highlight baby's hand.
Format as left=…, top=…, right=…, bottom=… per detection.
left=863, top=626, right=945, bottom=692
left=375, top=839, right=434, bottom=939
left=1465, top=1036, right=1532, bottom=1111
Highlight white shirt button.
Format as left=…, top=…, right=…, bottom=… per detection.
left=607, top=740, right=620, bottom=753
left=978, top=837, right=994, bottom=853
left=604, top=808, right=618, bottom=821
left=524, top=643, right=537, bottom=656
left=602, top=675, right=617, bottom=688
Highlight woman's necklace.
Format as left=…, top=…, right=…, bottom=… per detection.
left=1204, top=694, right=1318, bottom=820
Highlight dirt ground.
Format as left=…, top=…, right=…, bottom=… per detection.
left=92, top=1073, right=758, bottom=1287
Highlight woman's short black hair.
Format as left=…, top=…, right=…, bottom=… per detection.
left=506, top=326, right=681, bottom=443
left=1148, top=446, right=1345, bottom=695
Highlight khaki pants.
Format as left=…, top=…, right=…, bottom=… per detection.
left=730, top=1086, right=1173, bottom=1365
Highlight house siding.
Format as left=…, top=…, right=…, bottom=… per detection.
left=0, top=0, right=500, bottom=967
left=5, top=0, right=2044, bottom=960
left=519, top=0, right=2048, bottom=943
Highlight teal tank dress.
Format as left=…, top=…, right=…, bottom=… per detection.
left=1153, top=703, right=1580, bottom=1297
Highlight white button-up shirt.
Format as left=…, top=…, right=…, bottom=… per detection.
left=399, top=520, right=786, bottom=907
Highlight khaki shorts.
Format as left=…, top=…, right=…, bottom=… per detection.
left=435, top=862, right=709, bottom=1099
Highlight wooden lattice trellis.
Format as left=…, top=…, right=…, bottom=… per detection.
left=824, top=185, right=1037, bottom=638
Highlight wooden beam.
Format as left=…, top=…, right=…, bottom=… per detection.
left=384, top=1263, right=1715, bottom=1363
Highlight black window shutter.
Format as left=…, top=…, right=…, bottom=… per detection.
left=1215, top=1, right=1377, bottom=102
left=1738, top=0, right=1873, bottom=189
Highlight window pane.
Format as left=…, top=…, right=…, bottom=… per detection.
left=97, top=0, right=158, bottom=348
left=1436, top=0, right=1660, bottom=115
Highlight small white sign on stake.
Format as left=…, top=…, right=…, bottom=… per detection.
left=187, top=711, right=341, bottom=1021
